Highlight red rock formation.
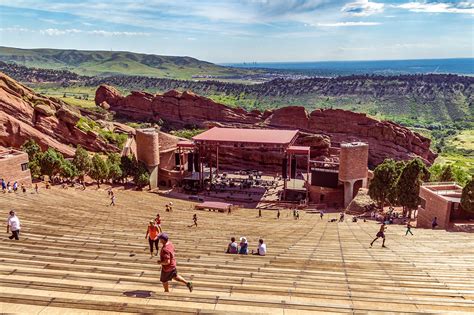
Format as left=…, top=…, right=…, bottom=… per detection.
left=95, top=85, right=437, bottom=166
left=0, top=72, right=117, bottom=157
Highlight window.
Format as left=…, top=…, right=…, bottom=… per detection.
left=21, top=163, right=28, bottom=171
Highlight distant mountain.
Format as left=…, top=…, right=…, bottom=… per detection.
left=0, top=46, right=259, bottom=79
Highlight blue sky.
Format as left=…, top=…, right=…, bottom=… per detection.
left=0, top=0, right=472, bottom=62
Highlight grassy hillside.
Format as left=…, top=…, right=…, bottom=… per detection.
left=0, top=46, right=261, bottom=79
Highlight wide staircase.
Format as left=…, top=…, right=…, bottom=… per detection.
left=1, top=187, right=473, bottom=314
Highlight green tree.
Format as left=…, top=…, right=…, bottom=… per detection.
left=21, top=139, right=43, bottom=178
left=369, top=159, right=400, bottom=209
left=120, top=155, right=138, bottom=181
left=439, top=165, right=455, bottom=182
left=59, top=159, right=78, bottom=182
left=72, top=145, right=91, bottom=182
left=107, top=153, right=123, bottom=183
left=40, top=148, right=64, bottom=180
left=134, top=162, right=150, bottom=189
left=461, top=179, right=474, bottom=213
left=396, top=158, right=430, bottom=218
left=89, top=154, right=109, bottom=188
left=21, top=139, right=41, bottom=161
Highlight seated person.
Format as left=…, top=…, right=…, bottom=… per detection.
left=252, top=239, right=267, bottom=256
left=226, top=237, right=238, bottom=254
left=239, top=237, right=248, bottom=255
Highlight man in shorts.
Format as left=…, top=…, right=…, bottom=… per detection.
left=370, top=223, right=387, bottom=248
left=157, top=233, right=193, bottom=293
left=7, top=210, right=21, bottom=240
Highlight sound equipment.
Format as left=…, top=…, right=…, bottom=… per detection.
left=175, top=153, right=180, bottom=166
left=187, top=153, right=194, bottom=172
left=282, top=158, right=288, bottom=179
left=194, top=153, right=200, bottom=172
left=290, top=157, right=296, bottom=179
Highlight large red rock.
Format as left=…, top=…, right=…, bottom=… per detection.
left=96, top=85, right=437, bottom=166
left=0, top=72, right=117, bottom=157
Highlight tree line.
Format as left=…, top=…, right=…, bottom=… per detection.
left=368, top=158, right=473, bottom=215
left=21, top=140, right=150, bottom=188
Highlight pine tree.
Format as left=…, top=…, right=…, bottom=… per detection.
left=461, top=179, right=474, bottom=213
left=396, top=158, right=430, bottom=217
left=439, top=165, right=454, bottom=182
left=369, top=159, right=400, bottom=209
left=21, top=139, right=43, bottom=178
left=89, top=154, right=109, bottom=188
left=73, top=145, right=91, bottom=182
left=40, top=148, right=64, bottom=180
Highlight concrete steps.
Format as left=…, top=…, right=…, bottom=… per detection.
left=1, top=187, right=473, bottom=314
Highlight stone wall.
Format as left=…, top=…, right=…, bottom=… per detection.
left=0, top=150, right=32, bottom=186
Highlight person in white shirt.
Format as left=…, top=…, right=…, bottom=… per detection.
left=7, top=210, right=21, bottom=240
left=253, top=239, right=266, bottom=256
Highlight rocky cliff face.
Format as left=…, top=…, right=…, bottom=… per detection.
left=0, top=72, right=117, bottom=156
left=96, top=85, right=437, bottom=166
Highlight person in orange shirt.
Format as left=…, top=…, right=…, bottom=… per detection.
left=145, top=221, right=159, bottom=258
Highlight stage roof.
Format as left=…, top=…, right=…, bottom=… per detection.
left=193, top=127, right=298, bottom=146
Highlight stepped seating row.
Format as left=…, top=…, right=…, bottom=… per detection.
left=1, top=188, right=473, bottom=314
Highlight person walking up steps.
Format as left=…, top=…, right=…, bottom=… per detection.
left=432, top=217, right=438, bottom=229
left=370, top=223, right=387, bottom=248
left=145, top=220, right=160, bottom=258
left=277, top=209, right=280, bottom=219
left=110, top=191, right=116, bottom=206
left=320, top=210, right=324, bottom=220
left=6, top=210, right=21, bottom=240
left=258, top=209, right=262, bottom=218
left=157, top=233, right=193, bottom=293
left=405, top=221, right=413, bottom=236
left=155, top=214, right=162, bottom=233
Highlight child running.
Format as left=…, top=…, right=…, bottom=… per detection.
left=370, top=223, right=387, bottom=248
left=145, top=221, right=160, bottom=258
left=405, top=221, right=413, bottom=235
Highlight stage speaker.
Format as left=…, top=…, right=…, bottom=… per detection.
left=175, top=153, right=180, bottom=166
left=290, top=157, right=297, bottom=179
left=187, top=153, right=194, bottom=172
left=194, top=153, right=200, bottom=172
left=282, top=158, right=288, bottom=179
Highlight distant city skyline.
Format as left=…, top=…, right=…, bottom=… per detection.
left=0, top=0, right=472, bottom=63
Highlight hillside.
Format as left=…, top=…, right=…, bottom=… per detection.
left=0, top=46, right=262, bottom=79
left=1, top=62, right=472, bottom=125
left=0, top=71, right=121, bottom=156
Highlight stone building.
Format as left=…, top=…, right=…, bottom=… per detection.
left=417, top=182, right=471, bottom=230
left=0, top=147, right=32, bottom=186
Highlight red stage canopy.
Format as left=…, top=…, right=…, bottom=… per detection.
left=177, top=140, right=195, bottom=148
left=193, top=127, right=298, bottom=146
left=287, top=146, right=310, bottom=155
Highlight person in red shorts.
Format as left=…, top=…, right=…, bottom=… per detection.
left=157, top=233, right=193, bottom=292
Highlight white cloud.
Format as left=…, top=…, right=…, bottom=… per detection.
left=1, top=27, right=150, bottom=36
left=342, top=0, right=384, bottom=16
left=317, top=21, right=381, bottom=27
left=40, top=28, right=81, bottom=36
left=398, top=1, right=474, bottom=14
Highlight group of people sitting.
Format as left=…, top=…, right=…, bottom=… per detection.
left=226, top=237, right=267, bottom=256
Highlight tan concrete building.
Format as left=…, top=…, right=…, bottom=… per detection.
left=0, top=147, right=32, bottom=186
left=417, top=182, right=471, bottom=230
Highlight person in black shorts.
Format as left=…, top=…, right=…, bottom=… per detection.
left=157, top=233, right=193, bottom=293
left=370, top=223, right=387, bottom=247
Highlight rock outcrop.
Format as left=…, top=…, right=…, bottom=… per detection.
left=345, top=188, right=377, bottom=214
left=95, top=85, right=437, bottom=166
left=0, top=72, right=117, bottom=157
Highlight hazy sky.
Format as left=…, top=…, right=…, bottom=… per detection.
left=0, top=0, right=472, bottom=63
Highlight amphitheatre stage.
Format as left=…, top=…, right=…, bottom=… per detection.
left=1, top=186, right=474, bottom=314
